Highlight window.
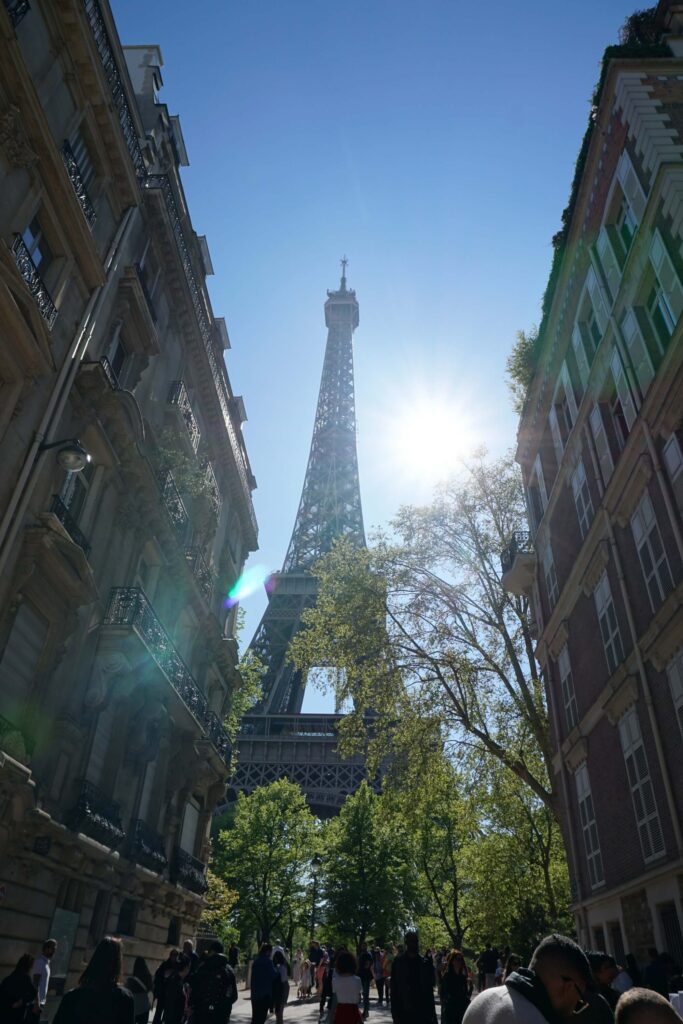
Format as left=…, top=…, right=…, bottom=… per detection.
left=616, top=198, right=637, bottom=257
left=648, top=231, right=683, bottom=343
left=180, top=797, right=200, bottom=854
left=167, top=917, right=181, bottom=946
left=666, top=650, right=683, bottom=740
left=615, top=149, right=647, bottom=228
left=21, top=216, right=53, bottom=274
left=106, top=322, right=128, bottom=385
left=594, top=571, right=624, bottom=675
left=69, top=127, right=95, bottom=193
left=558, top=645, right=578, bottom=731
left=609, top=350, right=637, bottom=449
left=541, top=538, right=559, bottom=610
left=596, top=226, right=621, bottom=303
left=659, top=903, right=683, bottom=968
left=575, top=763, right=604, bottom=888
left=527, top=455, right=548, bottom=533
left=116, top=898, right=138, bottom=936
left=631, top=492, right=673, bottom=612
left=618, top=708, right=665, bottom=863
left=621, top=309, right=655, bottom=396
left=573, top=271, right=609, bottom=388
left=646, top=283, right=675, bottom=351
left=589, top=404, right=614, bottom=488
left=89, top=890, right=111, bottom=946
left=663, top=433, right=683, bottom=483
left=571, top=459, right=594, bottom=539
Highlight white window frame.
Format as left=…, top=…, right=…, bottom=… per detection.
left=663, top=434, right=683, bottom=483
left=558, top=645, right=578, bottom=732
left=621, top=308, right=655, bottom=396
left=667, top=650, right=683, bottom=741
left=649, top=230, right=683, bottom=334
left=575, top=762, right=604, bottom=888
left=610, top=349, right=637, bottom=440
left=594, top=570, right=624, bottom=676
left=571, top=458, right=594, bottom=539
left=596, top=226, right=621, bottom=303
left=589, top=403, right=614, bottom=488
left=618, top=707, right=665, bottom=863
left=541, top=537, right=559, bottom=610
left=631, top=491, right=673, bottom=612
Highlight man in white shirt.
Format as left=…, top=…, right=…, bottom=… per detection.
left=33, top=939, right=57, bottom=1011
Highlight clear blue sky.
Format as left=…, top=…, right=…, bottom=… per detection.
left=113, top=0, right=634, bottom=702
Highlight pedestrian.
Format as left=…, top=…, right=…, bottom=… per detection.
left=616, top=988, right=682, bottom=1024
left=0, top=953, right=39, bottom=1023
left=320, top=955, right=334, bottom=1021
left=126, top=957, right=153, bottom=1024
left=642, top=950, right=669, bottom=999
left=372, top=948, right=385, bottom=1007
left=358, top=943, right=373, bottom=1020
left=162, top=954, right=191, bottom=1024
left=390, top=931, right=437, bottom=1024
left=52, top=935, right=134, bottom=1024
left=33, top=938, right=57, bottom=1018
left=228, top=944, right=240, bottom=970
left=250, top=943, right=276, bottom=1024
left=153, top=949, right=179, bottom=1024
left=462, top=934, right=592, bottom=1024
left=476, top=945, right=499, bottom=992
left=612, top=961, right=635, bottom=996
left=272, top=949, right=290, bottom=1024
left=332, top=951, right=363, bottom=1024
left=317, top=955, right=329, bottom=999
left=588, top=952, right=620, bottom=1012
left=382, top=948, right=394, bottom=1007
left=300, top=960, right=312, bottom=999
left=184, top=940, right=200, bottom=975
left=292, top=951, right=303, bottom=994
left=625, top=957, right=642, bottom=988
left=439, top=950, right=472, bottom=1024
left=191, top=940, right=238, bottom=1024
left=502, top=955, right=522, bottom=983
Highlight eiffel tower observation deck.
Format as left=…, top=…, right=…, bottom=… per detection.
left=232, top=262, right=371, bottom=816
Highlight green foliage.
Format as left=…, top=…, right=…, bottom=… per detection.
left=199, top=869, right=239, bottom=947
left=505, top=329, right=538, bottom=414
left=215, top=779, right=320, bottom=944
left=320, top=782, right=418, bottom=949
left=155, top=428, right=215, bottom=500
left=224, top=648, right=264, bottom=743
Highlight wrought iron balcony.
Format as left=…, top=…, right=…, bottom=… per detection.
left=128, top=818, right=168, bottom=874
left=49, top=496, right=91, bottom=557
left=4, top=0, right=30, bottom=26
left=157, top=469, right=189, bottom=535
left=202, top=461, right=222, bottom=517
left=500, top=530, right=536, bottom=597
left=168, top=381, right=201, bottom=453
left=104, top=587, right=208, bottom=723
left=144, top=174, right=257, bottom=536
left=11, top=235, right=57, bottom=330
left=83, top=0, right=146, bottom=181
left=60, top=141, right=96, bottom=226
left=171, top=847, right=208, bottom=895
left=68, top=780, right=125, bottom=849
left=206, top=710, right=231, bottom=763
left=135, top=261, right=157, bottom=322
left=184, top=546, right=213, bottom=603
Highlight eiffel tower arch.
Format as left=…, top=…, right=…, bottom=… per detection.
left=231, top=264, right=374, bottom=817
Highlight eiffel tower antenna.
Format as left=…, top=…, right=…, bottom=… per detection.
left=231, top=268, right=370, bottom=815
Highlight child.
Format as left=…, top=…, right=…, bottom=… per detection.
left=299, top=958, right=312, bottom=999
left=332, top=951, right=363, bottom=1024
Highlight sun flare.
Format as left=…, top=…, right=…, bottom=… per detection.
left=380, top=390, right=477, bottom=486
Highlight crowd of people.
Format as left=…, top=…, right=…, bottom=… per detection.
left=2, top=930, right=682, bottom=1024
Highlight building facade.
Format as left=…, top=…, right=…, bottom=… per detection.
left=504, top=1, right=683, bottom=967
left=0, top=0, right=257, bottom=999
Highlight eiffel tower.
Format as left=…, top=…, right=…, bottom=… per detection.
left=231, top=262, right=371, bottom=816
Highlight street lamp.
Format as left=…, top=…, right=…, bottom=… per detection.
left=310, top=853, right=323, bottom=942
left=38, top=438, right=92, bottom=472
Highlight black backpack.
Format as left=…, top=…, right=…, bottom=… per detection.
left=195, top=959, right=237, bottom=1012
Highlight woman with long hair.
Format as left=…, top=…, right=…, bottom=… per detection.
left=272, top=949, right=291, bottom=1024
left=0, top=953, right=39, bottom=1023
left=502, top=954, right=522, bottom=983
left=53, top=936, right=134, bottom=1023
left=439, top=950, right=472, bottom=1024
left=126, top=956, right=153, bottom=1024
left=331, top=951, right=363, bottom=1024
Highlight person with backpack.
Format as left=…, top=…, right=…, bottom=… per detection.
left=190, top=940, right=238, bottom=1024
left=250, top=944, right=277, bottom=1024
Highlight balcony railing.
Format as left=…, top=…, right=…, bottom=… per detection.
left=135, top=261, right=157, bottom=322
left=184, top=546, right=213, bottom=603
left=171, top=847, right=208, bottom=895
left=83, top=0, right=146, bottom=181
left=68, top=780, right=125, bottom=849
left=104, top=586, right=208, bottom=721
left=60, top=141, right=96, bottom=226
left=157, top=469, right=189, bottom=535
left=202, top=461, right=222, bottom=518
left=501, top=530, right=532, bottom=575
left=144, top=174, right=257, bottom=536
left=128, top=818, right=168, bottom=874
left=49, top=496, right=91, bottom=557
left=206, top=711, right=231, bottom=763
left=168, top=381, right=201, bottom=453
left=4, top=0, right=30, bottom=26
left=11, top=235, right=57, bottom=329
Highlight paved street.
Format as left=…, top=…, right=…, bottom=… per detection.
left=229, top=992, right=396, bottom=1023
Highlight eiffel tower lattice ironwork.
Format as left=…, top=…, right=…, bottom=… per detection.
left=232, top=263, right=371, bottom=816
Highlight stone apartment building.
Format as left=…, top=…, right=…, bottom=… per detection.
left=0, top=0, right=257, bottom=997
left=503, top=0, right=683, bottom=967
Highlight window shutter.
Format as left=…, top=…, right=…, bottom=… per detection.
left=667, top=652, right=683, bottom=739
left=549, top=406, right=564, bottom=465
left=649, top=230, right=683, bottom=323
left=572, top=324, right=590, bottom=388
left=587, top=266, right=609, bottom=334
left=180, top=799, right=200, bottom=854
left=597, top=227, right=621, bottom=302
left=589, top=404, right=614, bottom=486
left=663, top=434, right=683, bottom=481
left=534, top=454, right=548, bottom=509
left=562, top=362, right=578, bottom=421
left=618, top=709, right=666, bottom=861
left=610, top=350, right=637, bottom=430
left=621, top=309, right=654, bottom=395
left=616, top=149, right=647, bottom=224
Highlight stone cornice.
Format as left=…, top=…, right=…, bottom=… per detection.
left=565, top=737, right=588, bottom=773
left=602, top=674, right=639, bottom=725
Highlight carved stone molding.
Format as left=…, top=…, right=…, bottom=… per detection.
left=565, top=737, right=588, bottom=773
left=0, top=105, right=37, bottom=169
left=549, top=620, right=570, bottom=660
left=613, top=453, right=653, bottom=528
left=581, top=540, right=610, bottom=596
left=602, top=674, right=639, bottom=725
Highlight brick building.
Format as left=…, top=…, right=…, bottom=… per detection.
left=503, top=2, right=683, bottom=966
left=0, top=0, right=257, bottom=1002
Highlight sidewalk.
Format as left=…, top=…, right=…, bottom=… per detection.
left=229, top=992, right=395, bottom=1022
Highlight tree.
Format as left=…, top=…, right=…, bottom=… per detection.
left=199, top=869, right=239, bottom=948
left=505, top=329, right=537, bottom=414
left=215, top=779, right=319, bottom=944
left=291, top=451, right=559, bottom=822
left=320, top=782, right=418, bottom=949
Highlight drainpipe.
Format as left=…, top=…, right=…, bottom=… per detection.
left=0, top=206, right=137, bottom=580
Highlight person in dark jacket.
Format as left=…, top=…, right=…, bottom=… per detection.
left=191, top=941, right=238, bottom=1024
left=153, top=949, right=179, bottom=1024
left=250, top=944, right=276, bottom=1024
left=0, top=954, right=39, bottom=1023
left=439, top=950, right=472, bottom=1024
left=588, top=952, right=619, bottom=1012
left=125, top=957, right=153, bottom=1024
left=228, top=945, right=240, bottom=970
left=642, top=950, right=670, bottom=999
left=391, top=931, right=437, bottom=1024
left=53, top=936, right=134, bottom=1024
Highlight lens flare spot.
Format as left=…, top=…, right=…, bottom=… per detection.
left=225, top=564, right=272, bottom=608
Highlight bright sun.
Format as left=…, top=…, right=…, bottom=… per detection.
left=381, top=390, right=478, bottom=486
